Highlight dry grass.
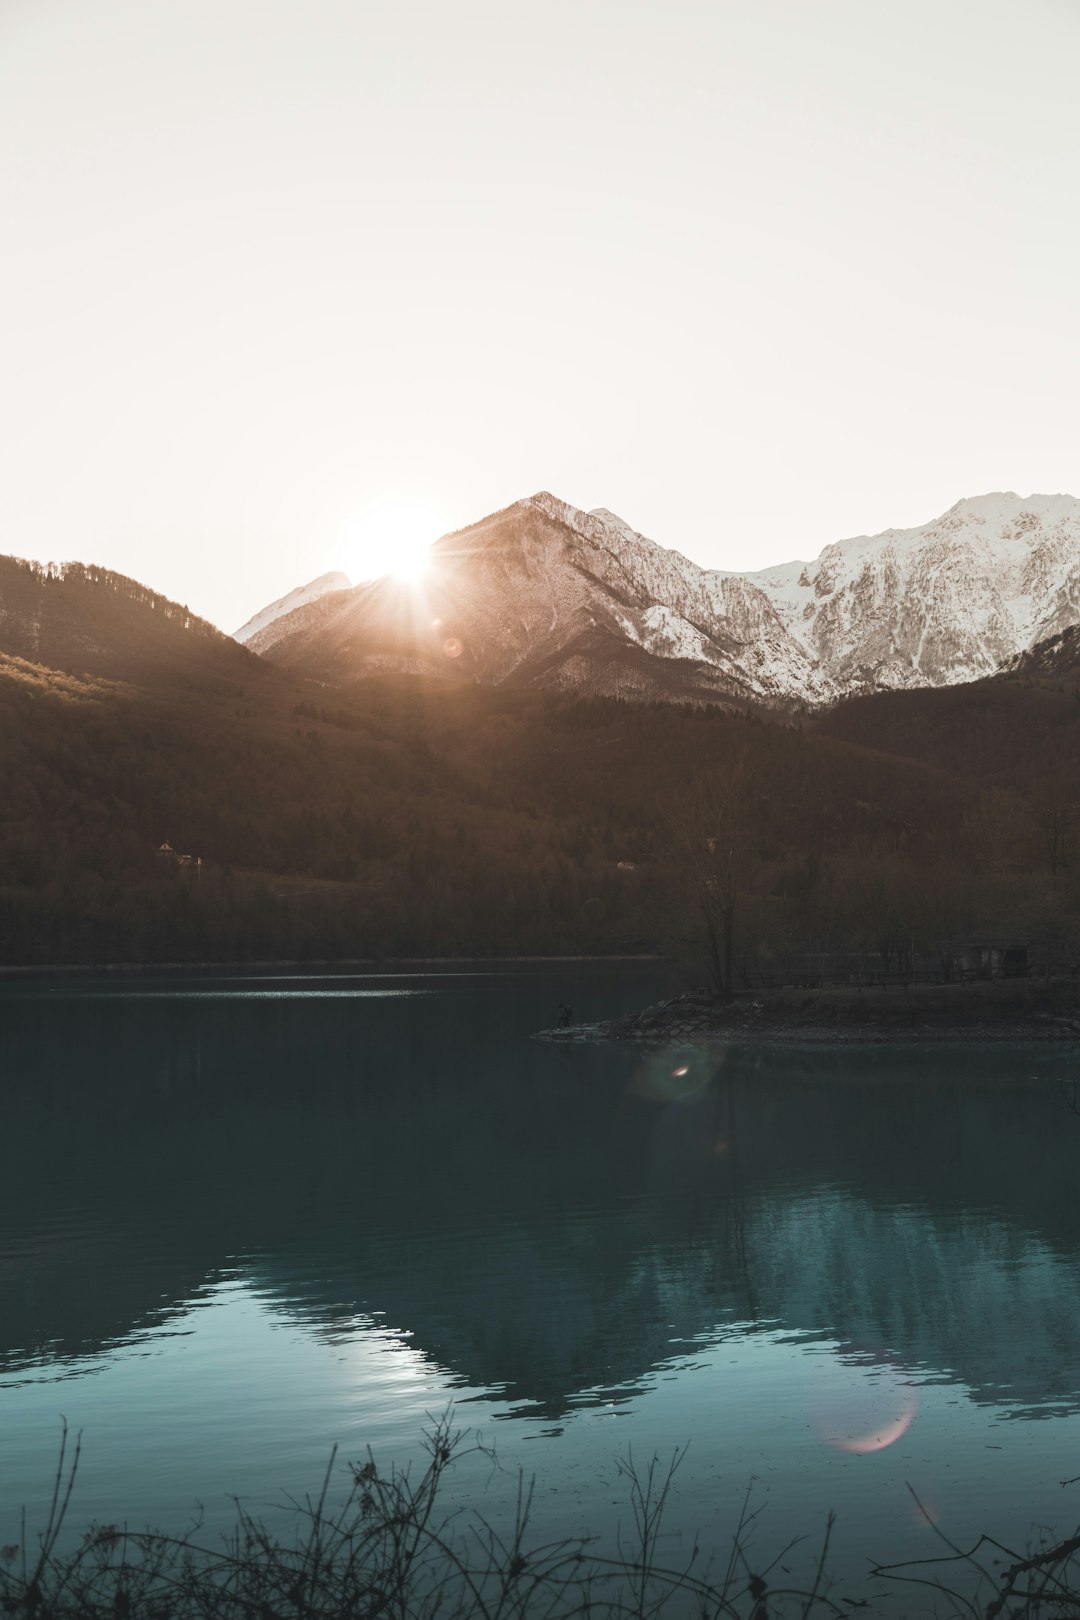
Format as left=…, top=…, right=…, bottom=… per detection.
left=3, top=1422, right=1079, bottom=1620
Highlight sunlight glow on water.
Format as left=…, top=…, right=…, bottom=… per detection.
left=16, top=988, right=434, bottom=1001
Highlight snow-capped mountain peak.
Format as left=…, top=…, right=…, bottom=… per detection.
left=725, top=490, right=1080, bottom=691
left=235, top=491, right=1080, bottom=705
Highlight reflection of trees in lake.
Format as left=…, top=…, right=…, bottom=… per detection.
left=2, top=984, right=1079, bottom=1418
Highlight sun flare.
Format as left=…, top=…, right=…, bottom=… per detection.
left=340, top=501, right=443, bottom=584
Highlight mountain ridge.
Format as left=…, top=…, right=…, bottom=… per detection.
left=234, top=570, right=352, bottom=644
left=241, top=489, right=1080, bottom=705
left=3, top=527, right=1079, bottom=969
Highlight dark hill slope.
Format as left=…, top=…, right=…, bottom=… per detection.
left=815, top=637, right=1080, bottom=793
left=1, top=643, right=974, bottom=964
left=1010, top=622, right=1080, bottom=679
left=0, top=555, right=257, bottom=684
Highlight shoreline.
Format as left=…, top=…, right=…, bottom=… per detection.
left=541, top=1023, right=1080, bottom=1044
left=0, top=953, right=664, bottom=978
left=538, top=982, right=1080, bottom=1045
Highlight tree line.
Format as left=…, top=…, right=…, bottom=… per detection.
left=1, top=641, right=1077, bottom=972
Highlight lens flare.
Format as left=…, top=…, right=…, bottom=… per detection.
left=829, top=1397, right=917, bottom=1454
left=811, top=1358, right=919, bottom=1456
left=631, top=1050, right=717, bottom=1104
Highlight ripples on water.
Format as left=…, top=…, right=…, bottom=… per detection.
left=2, top=966, right=1079, bottom=1606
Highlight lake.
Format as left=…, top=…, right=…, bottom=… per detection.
left=2, top=965, right=1079, bottom=1610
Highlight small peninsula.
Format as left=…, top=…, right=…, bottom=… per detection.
left=541, top=978, right=1080, bottom=1045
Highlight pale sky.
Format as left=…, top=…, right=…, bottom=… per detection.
left=2, top=0, right=1080, bottom=631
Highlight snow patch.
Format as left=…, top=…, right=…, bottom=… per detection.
left=234, top=571, right=351, bottom=643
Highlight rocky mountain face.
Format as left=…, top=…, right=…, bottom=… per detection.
left=241, top=490, right=1080, bottom=706
left=748, top=491, right=1080, bottom=694
left=243, top=493, right=794, bottom=705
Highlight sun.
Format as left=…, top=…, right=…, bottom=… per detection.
left=339, top=501, right=443, bottom=584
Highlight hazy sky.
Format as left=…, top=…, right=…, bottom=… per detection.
left=3, top=0, right=1080, bottom=631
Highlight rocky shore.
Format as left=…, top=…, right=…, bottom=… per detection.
left=539, top=979, right=1080, bottom=1044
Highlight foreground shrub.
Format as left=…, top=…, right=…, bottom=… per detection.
left=2, top=1419, right=1078, bottom=1619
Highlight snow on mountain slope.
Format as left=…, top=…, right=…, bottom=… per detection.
left=563, top=498, right=829, bottom=700
left=243, top=493, right=805, bottom=704
left=577, top=489, right=1080, bottom=698
left=238, top=491, right=1080, bottom=704
left=233, top=571, right=351, bottom=643
left=737, top=492, right=1080, bottom=691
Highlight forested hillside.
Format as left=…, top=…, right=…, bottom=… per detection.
left=1, top=555, right=1078, bottom=972
left=815, top=652, right=1080, bottom=792
left=0, top=556, right=252, bottom=681
left=0, top=645, right=948, bottom=965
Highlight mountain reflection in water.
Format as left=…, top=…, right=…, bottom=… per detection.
left=2, top=968, right=1080, bottom=1594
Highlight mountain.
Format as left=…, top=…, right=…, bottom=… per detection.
left=3, top=537, right=1079, bottom=970
left=242, top=494, right=817, bottom=706
left=748, top=490, right=1080, bottom=693
left=0, top=540, right=981, bottom=967
left=233, top=570, right=351, bottom=644
left=240, top=491, right=1080, bottom=705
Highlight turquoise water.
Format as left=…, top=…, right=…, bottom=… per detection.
left=2, top=967, right=1079, bottom=1607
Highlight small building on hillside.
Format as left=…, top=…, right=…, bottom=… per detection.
left=157, top=840, right=200, bottom=869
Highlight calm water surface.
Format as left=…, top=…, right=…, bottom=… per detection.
left=2, top=966, right=1080, bottom=1607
